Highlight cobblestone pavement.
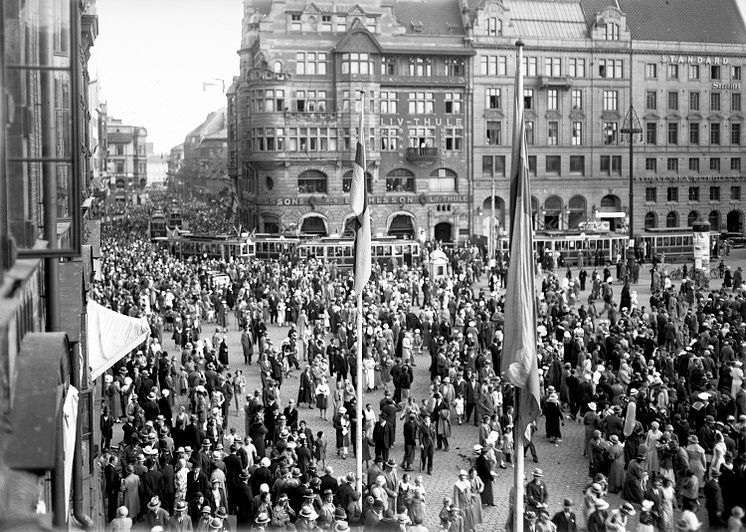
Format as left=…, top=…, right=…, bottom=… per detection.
left=137, top=248, right=746, bottom=529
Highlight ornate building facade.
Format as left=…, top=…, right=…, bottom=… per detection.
left=230, top=0, right=746, bottom=242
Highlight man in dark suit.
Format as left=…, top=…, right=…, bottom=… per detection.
left=223, top=444, right=243, bottom=512
left=319, top=466, right=338, bottom=495
left=418, top=413, right=436, bottom=475
left=526, top=468, right=549, bottom=513
left=402, top=414, right=418, bottom=471
left=551, top=498, right=578, bottom=532
left=465, top=374, right=480, bottom=426
left=373, top=415, right=392, bottom=462
left=283, top=400, right=299, bottom=431
left=104, top=455, right=121, bottom=522
left=234, top=471, right=254, bottom=527
left=602, top=406, right=625, bottom=440
left=140, top=458, right=164, bottom=510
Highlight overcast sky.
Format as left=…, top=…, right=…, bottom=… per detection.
left=90, top=0, right=243, bottom=154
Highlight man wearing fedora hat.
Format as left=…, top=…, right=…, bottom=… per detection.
left=551, top=498, right=577, bottom=532
left=234, top=470, right=254, bottom=527
left=604, top=502, right=635, bottom=532
left=145, top=496, right=170, bottom=529
left=586, top=498, right=609, bottom=532
left=168, top=499, right=192, bottom=531
left=526, top=468, right=549, bottom=514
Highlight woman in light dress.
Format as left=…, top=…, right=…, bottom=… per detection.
left=645, top=421, right=663, bottom=475
left=362, top=354, right=376, bottom=392
left=452, top=470, right=477, bottom=532
left=685, top=435, right=707, bottom=489
left=710, top=431, right=727, bottom=480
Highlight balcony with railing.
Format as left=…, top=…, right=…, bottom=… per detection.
left=405, top=147, right=439, bottom=162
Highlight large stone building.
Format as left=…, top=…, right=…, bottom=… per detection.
left=107, top=117, right=149, bottom=207
left=174, top=108, right=231, bottom=195
left=230, top=0, right=746, bottom=243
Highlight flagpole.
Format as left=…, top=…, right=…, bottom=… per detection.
left=513, top=39, right=526, bottom=532
left=355, top=289, right=364, bottom=494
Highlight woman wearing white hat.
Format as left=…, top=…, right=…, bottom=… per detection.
left=544, top=391, right=564, bottom=444
left=452, top=469, right=478, bottom=532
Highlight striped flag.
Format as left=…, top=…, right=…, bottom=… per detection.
left=350, top=93, right=371, bottom=294
left=501, top=43, right=541, bottom=439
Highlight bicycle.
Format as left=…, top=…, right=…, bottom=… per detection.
left=710, top=268, right=723, bottom=279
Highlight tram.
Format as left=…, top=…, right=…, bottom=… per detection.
left=297, top=236, right=421, bottom=269
left=168, top=233, right=256, bottom=261
left=167, top=209, right=183, bottom=230
left=253, top=234, right=304, bottom=260
left=148, top=211, right=168, bottom=240
left=638, top=227, right=721, bottom=263
left=497, top=231, right=629, bottom=266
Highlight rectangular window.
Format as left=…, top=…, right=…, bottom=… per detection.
left=731, top=185, right=742, bottom=200
left=646, top=63, right=657, bottom=79
left=710, top=186, right=721, bottom=201
left=295, top=90, right=306, bottom=112
left=711, top=92, right=721, bottom=111
left=380, top=128, right=399, bottom=151
left=605, top=22, right=620, bottom=40
left=486, top=88, right=501, bottom=109
left=321, top=14, right=332, bottom=31
left=380, top=91, right=398, bottom=114
left=494, top=156, right=505, bottom=176
left=547, top=121, right=559, bottom=145
left=732, top=157, right=742, bottom=172
left=733, top=66, right=742, bottom=80
left=689, top=123, right=699, bottom=145
left=689, top=158, right=700, bottom=172
left=290, top=13, right=302, bottom=31
left=571, top=89, right=583, bottom=110
left=646, top=122, right=657, bottom=145
left=603, top=90, right=618, bottom=111
left=710, top=157, right=721, bottom=172
left=668, top=91, right=678, bottom=110
left=528, top=156, right=537, bottom=176
left=600, top=155, right=622, bottom=175
left=732, top=123, right=741, bottom=145
left=732, top=93, right=742, bottom=112
left=547, top=89, right=559, bottom=110
left=598, top=58, right=623, bottom=78
left=571, top=122, right=583, bottom=146
left=445, top=127, right=463, bottom=151
left=523, top=89, right=534, bottom=110
left=646, top=91, right=657, bottom=110
left=482, top=56, right=507, bottom=76
left=296, top=52, right=306, bottom=75
left=667, top=64, right=679, bottom=79
left=568, top=58, right=585, bottom=78
left=544, top=57, right=561, bottom=77
left=486, top=17, right=502, bottom=36
left=407, top=92, right=434, bottom=114
left=645, top=158, right=657, bottom=172
left=688, top=186, right=700, bottom=201
left=711, top=65, right=721, bottom=80
left=366, top=16, right=377, bottom=32
left=406, top=127, right=435, bottom=148
left=336, top=16, right=346, bottom=32
left=482, top=155, right=493, bottom=176
left=521, top=56, right=538, bottom=76
left=525, top=121, right=534, bottom=145
left=569, top=155, right=585, bottom=175
left=667, top=158, right=678, bottom=172
left=444, top=92, right=463, bottom=114
left=445, top=58, right=465, bottom=77
left=408, top=57, right=432, bottom=77
left=645, top=187, right=657, bottom=202
left=690, top=91, right=700, bottom=111
left=545, top=155, right=561, bottom=175
left=486, top=121, right=501, bottom=145
left=689, top=64, right=700, bottom=80
left=603, top=122, right=618, bottom=145
left=381, top=56, right=397, bottom=75
left=667, top=186, right=678, bottom=202
left=668, top=122, right=678, bottom=145
left=341, top=52, right=373, bottom=75
left=711, top=123, right=721, bottom=145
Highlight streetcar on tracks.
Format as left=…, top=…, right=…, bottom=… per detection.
left=297, top=236, right=421, bottom=269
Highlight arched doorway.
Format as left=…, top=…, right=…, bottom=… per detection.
left=687, top=211, right=700, bottom=227
left=300, top=214, right=328, bottom=236
left=262, top=215, right=280, bottom=234
left=568, top=195, right=587, bottom=229
left=388, top=212, right=416, bottom=238
left=599, top=194, right=623, bottom=231
left=543, top=195, right=562, bottom=230
left=481, top=196, right=505, bottom=237
left=434, top=222, right=453, bottom=242
left=709, top=210, right=721, bottom=231
left=727, top=210, right=744, bottom=233
left=644, top=212, right=657, bottom=229
left=666, top=211, right=679, bottom=228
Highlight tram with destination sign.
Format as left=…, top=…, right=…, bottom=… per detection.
left=496, top=231, right=629, bottom=266
left=297, top=236, right=421, bottom=269
left=638, top=227, right=721, bottom=263
left=166, top=233, right=256, bottom=261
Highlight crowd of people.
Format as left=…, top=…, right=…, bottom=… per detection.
left=94, top=196, right=746, bottom=532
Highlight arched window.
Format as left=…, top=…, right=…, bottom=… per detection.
left=429, top=168, right=457, bottom=192
left=298, top=170, right=327, bottom=194
left=709, top=210, right=721, bottom=231
left=600, top=194, right=621, bottom=210
left=273, top=61, right=282, bottom=73
left=342, top=170, right=373, bottom=193
left=687, top=211, right=699, bottom=227
left=481, top=196, right=506, bottom=228
left=386, top=168, right=415, bottom=192
left=388, top=213, right=416, bottom=237
left=543, top=195, right=563, bottom=230
left=300, top=215, right=328, bottom=236
left=644, top=212, right=657, bottom=229
left=568, top=195, right=587, bottom=229
left=262, top=215, right=280, bottom=234
left=666, top=211, right=679, bottom=228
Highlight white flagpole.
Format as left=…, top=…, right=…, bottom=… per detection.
left=355, top=90, right=366, bottom=495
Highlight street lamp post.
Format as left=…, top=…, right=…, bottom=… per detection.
left=621, top=105, right=642, bottom=266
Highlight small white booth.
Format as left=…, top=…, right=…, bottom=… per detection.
left=428, top=248, right=449, bottom=280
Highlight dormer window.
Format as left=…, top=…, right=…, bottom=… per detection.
left=366, top=16, right=377, bottom=32
left=604, top=22, right=620, bottom=40
left=486, top=17, right=502, bottom=36
left=291, top=14, right=302, bottom=31
left=321, top=15, right=332, bottom=31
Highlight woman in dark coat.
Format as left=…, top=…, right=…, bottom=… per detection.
left=622, top=453, right=647, bottom=504
left=475, top=449, right=494, bottom=506
left=544, top=392, right=564, bottom=443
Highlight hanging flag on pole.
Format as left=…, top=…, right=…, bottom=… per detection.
left=501, top=41, right=541, bottom=440
left=350, top=92, right=371, bottom=294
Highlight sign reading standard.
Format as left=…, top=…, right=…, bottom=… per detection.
left=712, top=82, right=742, bottom=90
